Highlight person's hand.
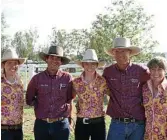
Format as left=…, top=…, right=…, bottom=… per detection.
left=68, top=117, right=72, bottom=125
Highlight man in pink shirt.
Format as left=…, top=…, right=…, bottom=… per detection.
left=103, top=37, right=150, bottom=140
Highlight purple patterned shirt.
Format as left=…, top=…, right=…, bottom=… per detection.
left=26, top=70, right=73, bottom=119
left=1, top=76, right=24, bottom=125
left=103, top=63, right=150, bottom=120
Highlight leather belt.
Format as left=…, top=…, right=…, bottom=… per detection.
left=1, top=124, right=22, bottom=130
left=77, top=117, right=104, bottom=124
left=113, top=118, right=145, bottom=124
left=41, top=117, right=64, bottom=123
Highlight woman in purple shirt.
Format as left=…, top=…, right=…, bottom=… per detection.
left=142, top=56, right=167, bottom=140
left=1, top=48, right=26, bottom=140
left=73, top=49, right=110, bottom=140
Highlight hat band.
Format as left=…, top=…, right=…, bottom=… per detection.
left=114, top=45, right=130, bottom=48
left=47, top=53, right=63, bottom=56
left=82, top=59, right=98, bottom=62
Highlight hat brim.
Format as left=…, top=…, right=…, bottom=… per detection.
left=75, top=60, right=105, bottom=68
left=1, top=58, right=26, bottom=65
left=39, top=52, right=71, bottom=65
left=105, top=46, right=141, bottom=57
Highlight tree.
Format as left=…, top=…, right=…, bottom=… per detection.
left=48, top=27, right=90, bottom=59
left=11, top=28, right=39, bottom=59
left=1, top=12, right=11, bottom=55
left=90, top=0, right=158, bottom=62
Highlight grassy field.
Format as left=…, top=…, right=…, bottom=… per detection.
left=23, top=107, right=35, bottom=140
left=23, top=107, right=111, bottom=140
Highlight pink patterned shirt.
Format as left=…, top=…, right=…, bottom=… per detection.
left=73, top=72, right=110, bottom=118
left=1, top=76, right=24, bottom=125
left=142, top=78, right=167, bottom=140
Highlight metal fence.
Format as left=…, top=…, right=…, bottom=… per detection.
left=18, top=63, right=83, bottom=90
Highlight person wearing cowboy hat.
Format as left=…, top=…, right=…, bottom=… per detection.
left=1, top=48, right=26, bottom=140
left=103, top=37, right=150, bottom=140
left=26, top=45, right=74, bottom=140
left=72, top=49, right=110, bottom=140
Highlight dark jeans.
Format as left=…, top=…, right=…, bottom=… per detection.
left=107, top=119, right=145, bottom=140
left=1, top=129, right=23, bottom=140
left=34, top=118, right=70, bottom=140
left=75, top=117, right=106, bottom=140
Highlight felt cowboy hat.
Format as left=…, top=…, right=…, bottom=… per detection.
left=75, top=49, right=105, bottom=68
left=105, top=37, right=141, bottom=56
left=1, top=48, right=26, bottom=65
left=39, top=45, right=71, bottom=65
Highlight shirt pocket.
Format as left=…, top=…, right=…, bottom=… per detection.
left=130, top=77, right=140, bottom=94
left=58, top=84, right=68, bottom=98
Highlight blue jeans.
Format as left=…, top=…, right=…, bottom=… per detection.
left=107, top=119, right=145, bottom=140
left=34, top=118, right=70, bottom=140
left=1, top=129, right=23, bottom=140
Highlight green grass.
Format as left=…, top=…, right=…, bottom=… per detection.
left=23, top=107, right=35, bottom=140
left=24, top=107, right=34, bottom=114
left=23, top=107, right=111, bottom=140
left=24, top=134, right=34, bottom=140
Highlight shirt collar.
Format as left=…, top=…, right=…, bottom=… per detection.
left=45, top=69, right=63, bottom=77
left=160, top=78, right=167, bottom=91
left=80, top=71, right=99, bottom=84
left=147, top=78, right=167, bottom=94
left=2, top=74, right=20, bottom=85
left=115, top=62, right=132, bottom=73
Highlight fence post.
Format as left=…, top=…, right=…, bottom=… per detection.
left=28, top=64, right=36, bottom=81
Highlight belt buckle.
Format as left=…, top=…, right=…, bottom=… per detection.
left=47, top=118, right=53, bottom=123
left=14, top=126, right=18, bottom=129
left=59, top=117, right=64, bottom=121
left=131, top=118, right=136, bottom=123
left=83, top=118, right=89, bottom=124
left=124, top=118, right=130, bottom=123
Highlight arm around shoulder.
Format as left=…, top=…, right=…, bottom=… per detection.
left=140, top=66, right=150, bottom=85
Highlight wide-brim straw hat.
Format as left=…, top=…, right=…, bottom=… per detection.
left=1, top=48, right=26, bottom=65
left=75, top=49, right=105, bottom=68
left=105, top=37, right=141, bottom=57
left=39, top=45, right=71, bottom=65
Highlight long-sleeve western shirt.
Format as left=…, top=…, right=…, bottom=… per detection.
left=26, top=70, right=73, bottom=119
left=103, top=63, right=149, bottom=120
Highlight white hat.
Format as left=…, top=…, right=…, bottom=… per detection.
left=1, top=48, right=26, bottom=65
left=105, top=37, right=141, bottom=56
left=76, top=49, right=105, bottom=68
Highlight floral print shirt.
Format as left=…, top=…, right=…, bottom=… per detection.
left=1, top=76, right=24, bottom=125
left=142, top=78, right=167, bottom=140
left=72, top=72, right=110, bottom=118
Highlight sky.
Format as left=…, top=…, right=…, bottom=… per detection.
left=1, top=0, right=167, bottom=53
